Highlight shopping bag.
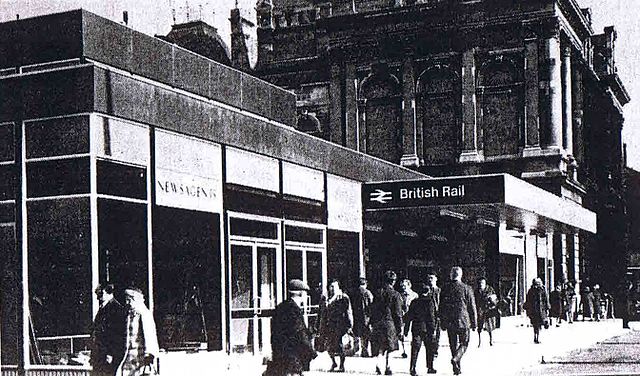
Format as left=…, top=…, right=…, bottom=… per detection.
left=341, top=332, right=356, bottom=356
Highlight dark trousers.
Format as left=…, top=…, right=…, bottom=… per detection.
left=447, top=328, right=470, bottom=373
left=410, top=330, right=437, bottom=372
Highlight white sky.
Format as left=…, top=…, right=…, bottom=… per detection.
left=0, top=0, right=637, bottom=168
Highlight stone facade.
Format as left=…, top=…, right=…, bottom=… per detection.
left=250, top=0, right=630, bottom=292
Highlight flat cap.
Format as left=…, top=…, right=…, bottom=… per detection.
left=288, top=279, right=310, bottom=292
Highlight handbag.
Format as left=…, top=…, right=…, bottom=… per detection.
left=141, top=357, right=160, bottom=376
left=341, top=332, right=356, bottom=356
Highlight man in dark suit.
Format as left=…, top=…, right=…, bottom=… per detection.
left=427, top=273, right=441, bottom=358
left=265, top=279, right=317, bottom=376
left=404, top=282, right=439, bottom=375
left=91, top=284, right=126, bottom=376
left=440, top=267, right=477, bottom=375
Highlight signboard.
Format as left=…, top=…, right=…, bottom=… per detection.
left=363, top=175, right=505, bottom=210
left=327, top=174, right=362, bottom=232
left=156, top=169, right=222, bottom=213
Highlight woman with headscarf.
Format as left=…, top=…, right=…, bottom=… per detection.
left=319, top=279, right=353, bottom=372
left=524, top=278, right=549, bottom=344
left=474, top=277, right=498, bottom=347
left=117, top=287, right=159, bottom=376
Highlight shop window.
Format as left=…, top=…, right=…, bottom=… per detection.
left=285, top=225, right=323, bottom=244
left=27, top=157, right=90, bottom=198
left=0, top=123, right=14, bottom=162
left=229, top=217, right=278, bottom=239
left=97, top=159, right=147, bottom=200
left=27, top=198, right=92, bottom=365
left=327, top=230, right=360, bottom=290
left=98, top=199, right=148, bottom=298
left=286, top=249, right=303, bottom=281
left=1, top=223, right=18, bottom=365
left=152, top=206, right=222, bottom=351
left=359, top=67, right=403, bottom=163
left=0, top=164, right=15, bottom=200
left=307, top=251, right=323, bottom=306
left=417, top=65, right=460, bottom=164
left=0, top=202, right=15, bottom=223
left=477, top=57, right=523, bottom=157
left=25, top=116, right=89, bottom=159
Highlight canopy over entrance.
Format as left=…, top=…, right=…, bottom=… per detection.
left=362, top=173, right=596, bottom=234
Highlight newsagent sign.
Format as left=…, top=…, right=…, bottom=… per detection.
left=363, top=175, right=505, bottom=210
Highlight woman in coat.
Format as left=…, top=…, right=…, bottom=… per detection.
left=370, top=270, right=403, bottom=375
left=524, top=278, right=549, bottom=344
left=320, top=279, right=353, bottom=372
left=474, top=278, right=498, bottom=347
left=549, top=283, right=566, bottom=326
left=581, top=287, right=594, bottom=321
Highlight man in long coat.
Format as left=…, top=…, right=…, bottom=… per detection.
left=91, top=284, right=126, bottom=376
left=351, top=278, right=374, bottom=357
left=266, top=279, right=317, bottom=376
left=440, top=267, right=477, bottom=376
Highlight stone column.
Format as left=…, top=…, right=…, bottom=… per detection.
left=400, top=57, right=419, bottom=167
left=523, top=39, right=540, bottom=151
left=544, top=35, right=563, bottom=150
left=562, top=45, right=574, bottom=156
left=329, top=62, right=344, bottom=145
left=460, top=48, right=482, bottom=162
left=345, top=63, right=358, bottom=150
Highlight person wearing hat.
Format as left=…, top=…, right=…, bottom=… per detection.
left=265, top=279, right=317, bottom=376
left=116, top=287, right=159, bottom=376
left=370, top=270, right=403, bottom=375
left=91, top=284, right=126, bottom=376
left=351, top=277, right=374, bottom=357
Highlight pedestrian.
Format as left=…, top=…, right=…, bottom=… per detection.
left=91, top=284, right=126, bottom=376
left=404, top=283, right=439, bottom=375
left=592, top=284, right=603, bottom=321
left=474, top=277, right=498, bottom=347
left=549, top=283, right=566, bottom=326
left=580, top=286, right=594, bottom=321
left=265, top=279, right=317, bottom=376
left=370, top=270, right=404, bottom=375
left=565, top=283, right=577, bottom=324
left=524, top=278, right=549, bottom=344
left=319, top=279, right=353, bottom=372
left=399, top=279, right=418, bottom=359
left=117, top=287, right=159, bottom=376
left=426, top=273, right=441, bottom=358
left=352, top=277, right=374, bottom=357
left=439, top=267, right=477, bottom=376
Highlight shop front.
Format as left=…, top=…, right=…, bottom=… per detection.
left=362, top=174, right=596, bottom=316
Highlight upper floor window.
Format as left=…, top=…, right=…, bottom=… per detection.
left=416, top=64, right=460, bottom=165
left=477, top=56, right=523, bottom=157
left=359, top=66, right=403, bottom=163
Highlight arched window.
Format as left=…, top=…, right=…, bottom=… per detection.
left=416, top=64, right=459, bottom=164
left=359, top=70, right=402, bottom=163
left=477, top=56, right=523, bottom=157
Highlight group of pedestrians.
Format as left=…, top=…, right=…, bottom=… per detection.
left=267, top=266, right=501, bottom=376
left=90, top=284, right=159, bottom=376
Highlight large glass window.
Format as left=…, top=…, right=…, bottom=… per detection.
left=152, top=206, right=222, bottom=351
left=25, top=117, right=89, bottom=159
left=0, top=164, right=15, bottom=200
left=27, top=198, right=92, bottom=365
left=0, top=123, right=14, bottom=162
left=98, top=199, right=148, bottom=297
left=97, top=159, right=147, bottom=200
left=1, top=222, right=19, bottom=365
left=229, top=217, right=278, bottom=239
left=27, top=157, right=90, bottom=198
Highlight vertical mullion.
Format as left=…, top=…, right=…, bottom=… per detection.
left=89, top=115, right=99, bottom=319
left=20, top=121, right=29, bottom=372
left=147, top=125, right=155, bottom=311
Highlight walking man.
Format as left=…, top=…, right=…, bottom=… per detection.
left=439, top=267, right=477, bottom=375
left=352, top=278, right=374, bottom=357
left=265, top=279, right=317, bottom=376
left=370, top=270, right=403, bottom=375
left=91, top=284, right=126, bottom=376
left=399, top=279, right=418, bottom=358
left=427, top=273, right=441, bottom=358
left=404, top=283, right=439, bottom=375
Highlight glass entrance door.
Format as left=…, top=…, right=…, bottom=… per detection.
left=230, top=242, right=279, bottom=354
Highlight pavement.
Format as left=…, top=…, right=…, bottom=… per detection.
left=293, top=317, right=630, bottom=376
